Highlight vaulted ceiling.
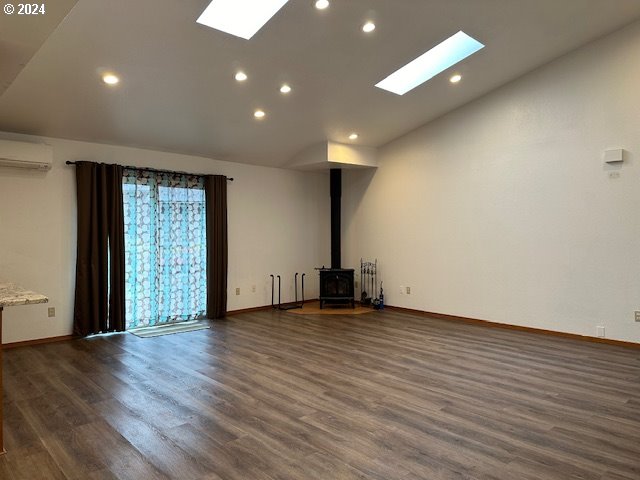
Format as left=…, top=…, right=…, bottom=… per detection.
left=1, top=0, right=640, bottom=167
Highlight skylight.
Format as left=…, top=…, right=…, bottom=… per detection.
left=375, top=31, right=484, bottom=95
left=196, top=0, right=290, bottom=40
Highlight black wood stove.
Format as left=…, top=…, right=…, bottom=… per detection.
left=319, top=268, right=355, bottom=308
left=318, top=169, right=355, bottom=308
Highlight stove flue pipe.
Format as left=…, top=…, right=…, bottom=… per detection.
left=330, top=169, right=342, bottom=269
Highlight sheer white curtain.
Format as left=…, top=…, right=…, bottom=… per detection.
left=122, top=169, right=207, bottom=328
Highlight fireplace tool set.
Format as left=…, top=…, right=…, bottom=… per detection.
left=360, top=259, right=384, bottom=309
left=270, top=273, right=305, bottom=310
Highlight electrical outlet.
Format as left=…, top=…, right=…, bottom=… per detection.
left=252, top=285, right=256, bottom=293
left=47, top=307, right=55, bottom=318
left=406, top=286, right=411, bottom=295
left=399, top=286, right=404, bottom=295
left=635, top=311, right=640, bottom=322
left=235, top=287, right=240, bottom=295
left=596, top=326, right=605, bottom=338
left=608, top=172, right=620, bottom=179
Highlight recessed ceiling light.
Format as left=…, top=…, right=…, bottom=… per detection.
left=376, top=31, right=484, bottom=95
left=102, top=74, right=120, bottom=85
left=280, top=84, right=292, bottom=94
left=235, top=71, right=248, bottom=82
left=254, top=109, right=266, bottom=119
left=197, top=0, right=290, bottom=40
left=315, top=0, right=329, bottom=10
left=450, top=74, right=462, bottom=83
left=362, top=22, right=376, bottom=33
left=349, top=133, right=359, bottom=140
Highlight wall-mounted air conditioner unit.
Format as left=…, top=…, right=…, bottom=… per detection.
left=0, top=139, right=53, bottom=171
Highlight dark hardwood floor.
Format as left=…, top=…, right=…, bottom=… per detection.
left=1, top=309, right=639, bottom=479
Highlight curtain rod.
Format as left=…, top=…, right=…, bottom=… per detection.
left=65, top=161, right=234, bottom=181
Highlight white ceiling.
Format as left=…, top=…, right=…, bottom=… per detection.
left=1, top=0, right=639, bottom=167
left=0, top=0, right=78, bottom=95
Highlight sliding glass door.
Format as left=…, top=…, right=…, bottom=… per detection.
left=123, top=170, right=207, bottom=329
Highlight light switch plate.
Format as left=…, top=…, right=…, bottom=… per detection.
left=604, top=149, right=624, bottom=164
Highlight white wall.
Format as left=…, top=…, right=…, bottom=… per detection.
left=344, top=20, right=640, bottom=343
left=0, top=133, right=329, bottom=343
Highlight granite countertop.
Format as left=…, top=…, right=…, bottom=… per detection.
left=0, top=282, right=49, bottom=307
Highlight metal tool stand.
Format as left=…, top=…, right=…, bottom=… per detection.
left=360, top=259, right=378, bottom=307
left=270, top=273, right=305, bottom=310
left=270, top=275, right=276, bottom=309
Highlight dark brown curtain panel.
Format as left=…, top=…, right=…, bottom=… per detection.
left=205, top=175, right=228, bottom=318
left=73, top=162, right=125, bottom=336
